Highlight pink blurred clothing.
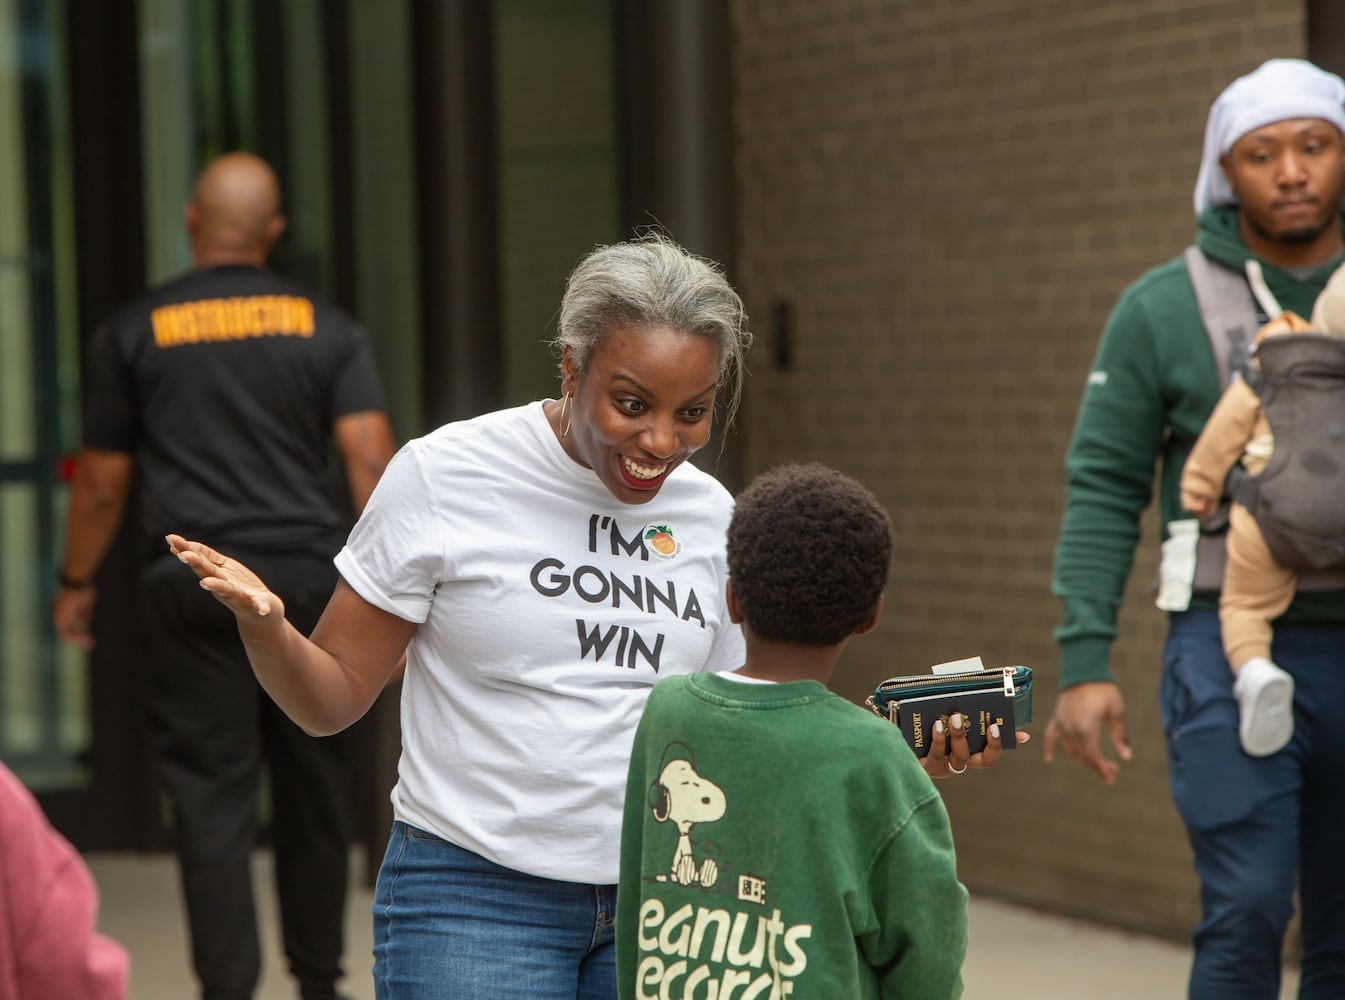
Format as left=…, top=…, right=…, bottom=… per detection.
left=0, top=762, right=128, bottom=1000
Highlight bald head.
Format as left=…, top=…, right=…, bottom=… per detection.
left=185, top=152, right=286, bottom=267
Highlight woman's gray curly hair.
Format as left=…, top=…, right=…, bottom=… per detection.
left=554, top=233, right=752, bottom=428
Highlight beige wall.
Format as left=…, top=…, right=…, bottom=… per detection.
left=730, top=0, right=1306, bottom=938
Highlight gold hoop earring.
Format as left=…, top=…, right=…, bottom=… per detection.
left=559, top=391, right=573, bottom=438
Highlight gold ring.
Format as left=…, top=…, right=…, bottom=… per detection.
left=948, top=761, right=968, bottom=774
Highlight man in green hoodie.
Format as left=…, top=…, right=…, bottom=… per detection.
left=1044, top=58, right=1345, bottom=999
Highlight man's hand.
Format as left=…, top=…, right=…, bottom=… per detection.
left=52, top=447, right=134, bottom=650
left=52, top=585, right=98, bottom=650
left=1042, top=681, right=1132, bottom=784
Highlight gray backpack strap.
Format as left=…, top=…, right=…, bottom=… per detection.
left=1183, top=245, right=1257, bottom=388
left=1179, top=246, right=1251, bottom=592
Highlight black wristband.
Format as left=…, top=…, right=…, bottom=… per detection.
left=57, top=571, right=93, bottom=589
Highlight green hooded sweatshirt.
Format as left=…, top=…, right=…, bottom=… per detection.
left=1052, top=204, right=1345, bottom=687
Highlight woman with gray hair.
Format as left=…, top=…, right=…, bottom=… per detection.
left=168, top=233, right=753, bottom=998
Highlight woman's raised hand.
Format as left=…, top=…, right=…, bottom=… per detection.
left=165, top=534, right=285, bottom=621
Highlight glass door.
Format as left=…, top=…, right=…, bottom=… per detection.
left=0, top=0, right=354, bottom=848
left=138, top=0, right=339, bottom=293
left=0, top=0, right=89, bottom=792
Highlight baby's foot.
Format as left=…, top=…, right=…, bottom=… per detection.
left=1233, top=657, right=1294, bottom=757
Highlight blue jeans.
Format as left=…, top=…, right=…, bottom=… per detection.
left=372, top=821, right=617, bottom=999
left=1162, top=610, right=1345, bottom=999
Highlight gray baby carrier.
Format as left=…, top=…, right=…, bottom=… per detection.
left=1186, top=245, right=1345, bottom=577
left=1230, top=332, right=1345, bottom=571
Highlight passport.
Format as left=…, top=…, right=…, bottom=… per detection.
left=895, top=688, right=1018, bottom=757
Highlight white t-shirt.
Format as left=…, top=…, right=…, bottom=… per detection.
left=335, top=401, right=744, bottom=883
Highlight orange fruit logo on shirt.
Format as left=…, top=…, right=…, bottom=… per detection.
left=644, top=524, right=682, bottom=561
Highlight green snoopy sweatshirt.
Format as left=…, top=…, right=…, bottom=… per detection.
left=1052, top=204, right=1345, bottom=688
left=617, top=673, right=967, bottom=1000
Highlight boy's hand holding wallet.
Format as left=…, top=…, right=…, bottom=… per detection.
left=865, top=656, right=1034, bottom=757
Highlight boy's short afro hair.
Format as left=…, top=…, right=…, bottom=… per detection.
left=727, top=462, right=892, bottom=646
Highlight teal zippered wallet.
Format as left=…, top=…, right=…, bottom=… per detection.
left=864, top=665, right=1033, bottom=756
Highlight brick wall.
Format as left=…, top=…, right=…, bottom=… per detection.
left=730, top=0, right=1306, bottom=939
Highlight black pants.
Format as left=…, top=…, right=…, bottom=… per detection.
left=142, top=548, right=351, bottom=1000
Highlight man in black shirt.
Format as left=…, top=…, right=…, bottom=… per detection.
left=53, top=152, right=397, bottom=1000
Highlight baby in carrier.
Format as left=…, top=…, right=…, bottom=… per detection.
left=1181, top=262, right=1345, bottom=757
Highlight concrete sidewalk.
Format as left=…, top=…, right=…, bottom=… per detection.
left=88, top=850, right=1301, bottom=999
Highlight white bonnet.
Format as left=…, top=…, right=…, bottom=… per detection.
left=1192, top=58, right=1345, bottom=217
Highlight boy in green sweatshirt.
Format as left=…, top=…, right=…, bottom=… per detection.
left=617, top=463, right=967, bottom=1000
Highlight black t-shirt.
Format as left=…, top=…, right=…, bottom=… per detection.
left=83, top=265, right=389, bottom=557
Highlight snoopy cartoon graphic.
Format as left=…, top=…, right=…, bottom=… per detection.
left=648, top=743, right=727, bottom=887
